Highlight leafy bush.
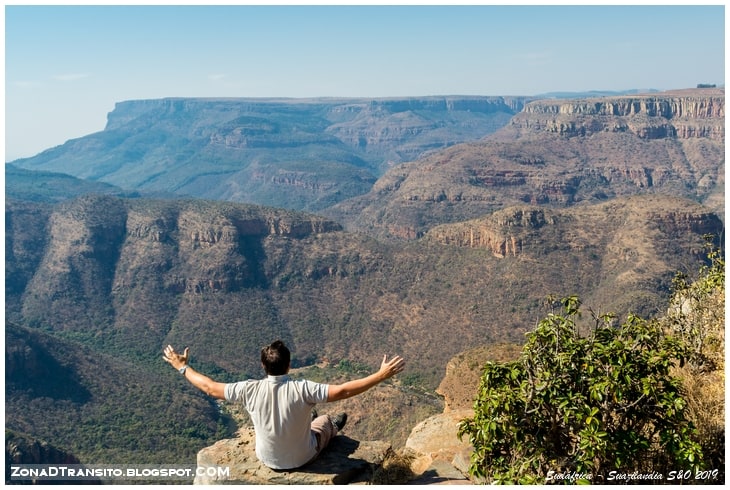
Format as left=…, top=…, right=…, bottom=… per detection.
left=458, top=296, right=703, bottom=484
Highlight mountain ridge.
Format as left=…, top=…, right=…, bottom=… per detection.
left=9, top=95, right=529, bottom=212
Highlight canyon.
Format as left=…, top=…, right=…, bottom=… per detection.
left=4, top=88, right=724, bottom=476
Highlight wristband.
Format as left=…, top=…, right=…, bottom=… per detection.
left=179, top=365, right=188, bottom=375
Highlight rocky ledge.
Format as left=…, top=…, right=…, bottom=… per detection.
left=194, top=426, right=390, bottom=485
left=194, top=413, right=474, bottom=485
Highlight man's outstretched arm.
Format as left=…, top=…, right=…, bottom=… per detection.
left=327, top=354, right=405, bottom=402
left=163, top=345, right=226, bottom=400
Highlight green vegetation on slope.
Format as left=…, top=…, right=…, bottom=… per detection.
left=5, top=322, right=227, bottom=466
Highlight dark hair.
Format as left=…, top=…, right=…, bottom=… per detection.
left=261, top=340, right=290, bottom=375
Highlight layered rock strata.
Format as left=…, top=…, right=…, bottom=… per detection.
left=510, top=89, right=724, bottom=141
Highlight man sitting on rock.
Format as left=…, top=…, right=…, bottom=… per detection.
left=163, top=340, right=405, bottom=470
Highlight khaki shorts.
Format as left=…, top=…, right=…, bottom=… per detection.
left=310, top=414, right=338, bottom=457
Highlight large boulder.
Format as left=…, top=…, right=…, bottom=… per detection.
left=404, top=409, right=474, bottom=480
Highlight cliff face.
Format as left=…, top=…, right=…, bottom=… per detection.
left=9, top=195, right=342, bottom=336
left=511, top=89, right=724, bottom=141
left=425, top=197, right=722, bottom=259
left=5, top=433, right=82, bottom=467
left=105, top=96, right=528, bottom=133
left=426, top=207, right=552, bottom=257
left=324, top=96, right=527, bottom=162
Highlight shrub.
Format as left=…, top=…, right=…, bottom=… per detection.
left=458, top=296, right=703, bottom=484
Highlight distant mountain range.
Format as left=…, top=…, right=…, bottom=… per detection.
left=8, top=96, right=530, bottom=212
left=9, top=89, right=723, bottom=235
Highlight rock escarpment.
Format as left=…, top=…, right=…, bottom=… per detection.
left=5, top=431, right=83, bottom=467
left=5, top=431, right=100, bottom=485
left=511, top=89, right=724, bottom=141
left=424, top=196, right=722, bottom=259
left=12, top=195, right=342, bottom=335
left=426, top=207, right=552, bottom=257
left=325, top=96, right=528, bottom=165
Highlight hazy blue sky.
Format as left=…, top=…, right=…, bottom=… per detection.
left=4, top=3, right=726, bottom=161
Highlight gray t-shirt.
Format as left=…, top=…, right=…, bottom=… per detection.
left=224, top=375, right=329, bottom=469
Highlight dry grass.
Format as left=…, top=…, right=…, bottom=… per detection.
left=667, top=278, right=725, bottom=477
left=677, top=368, right=725, bottom=460
left=369, top=448, right=417, bottom=484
